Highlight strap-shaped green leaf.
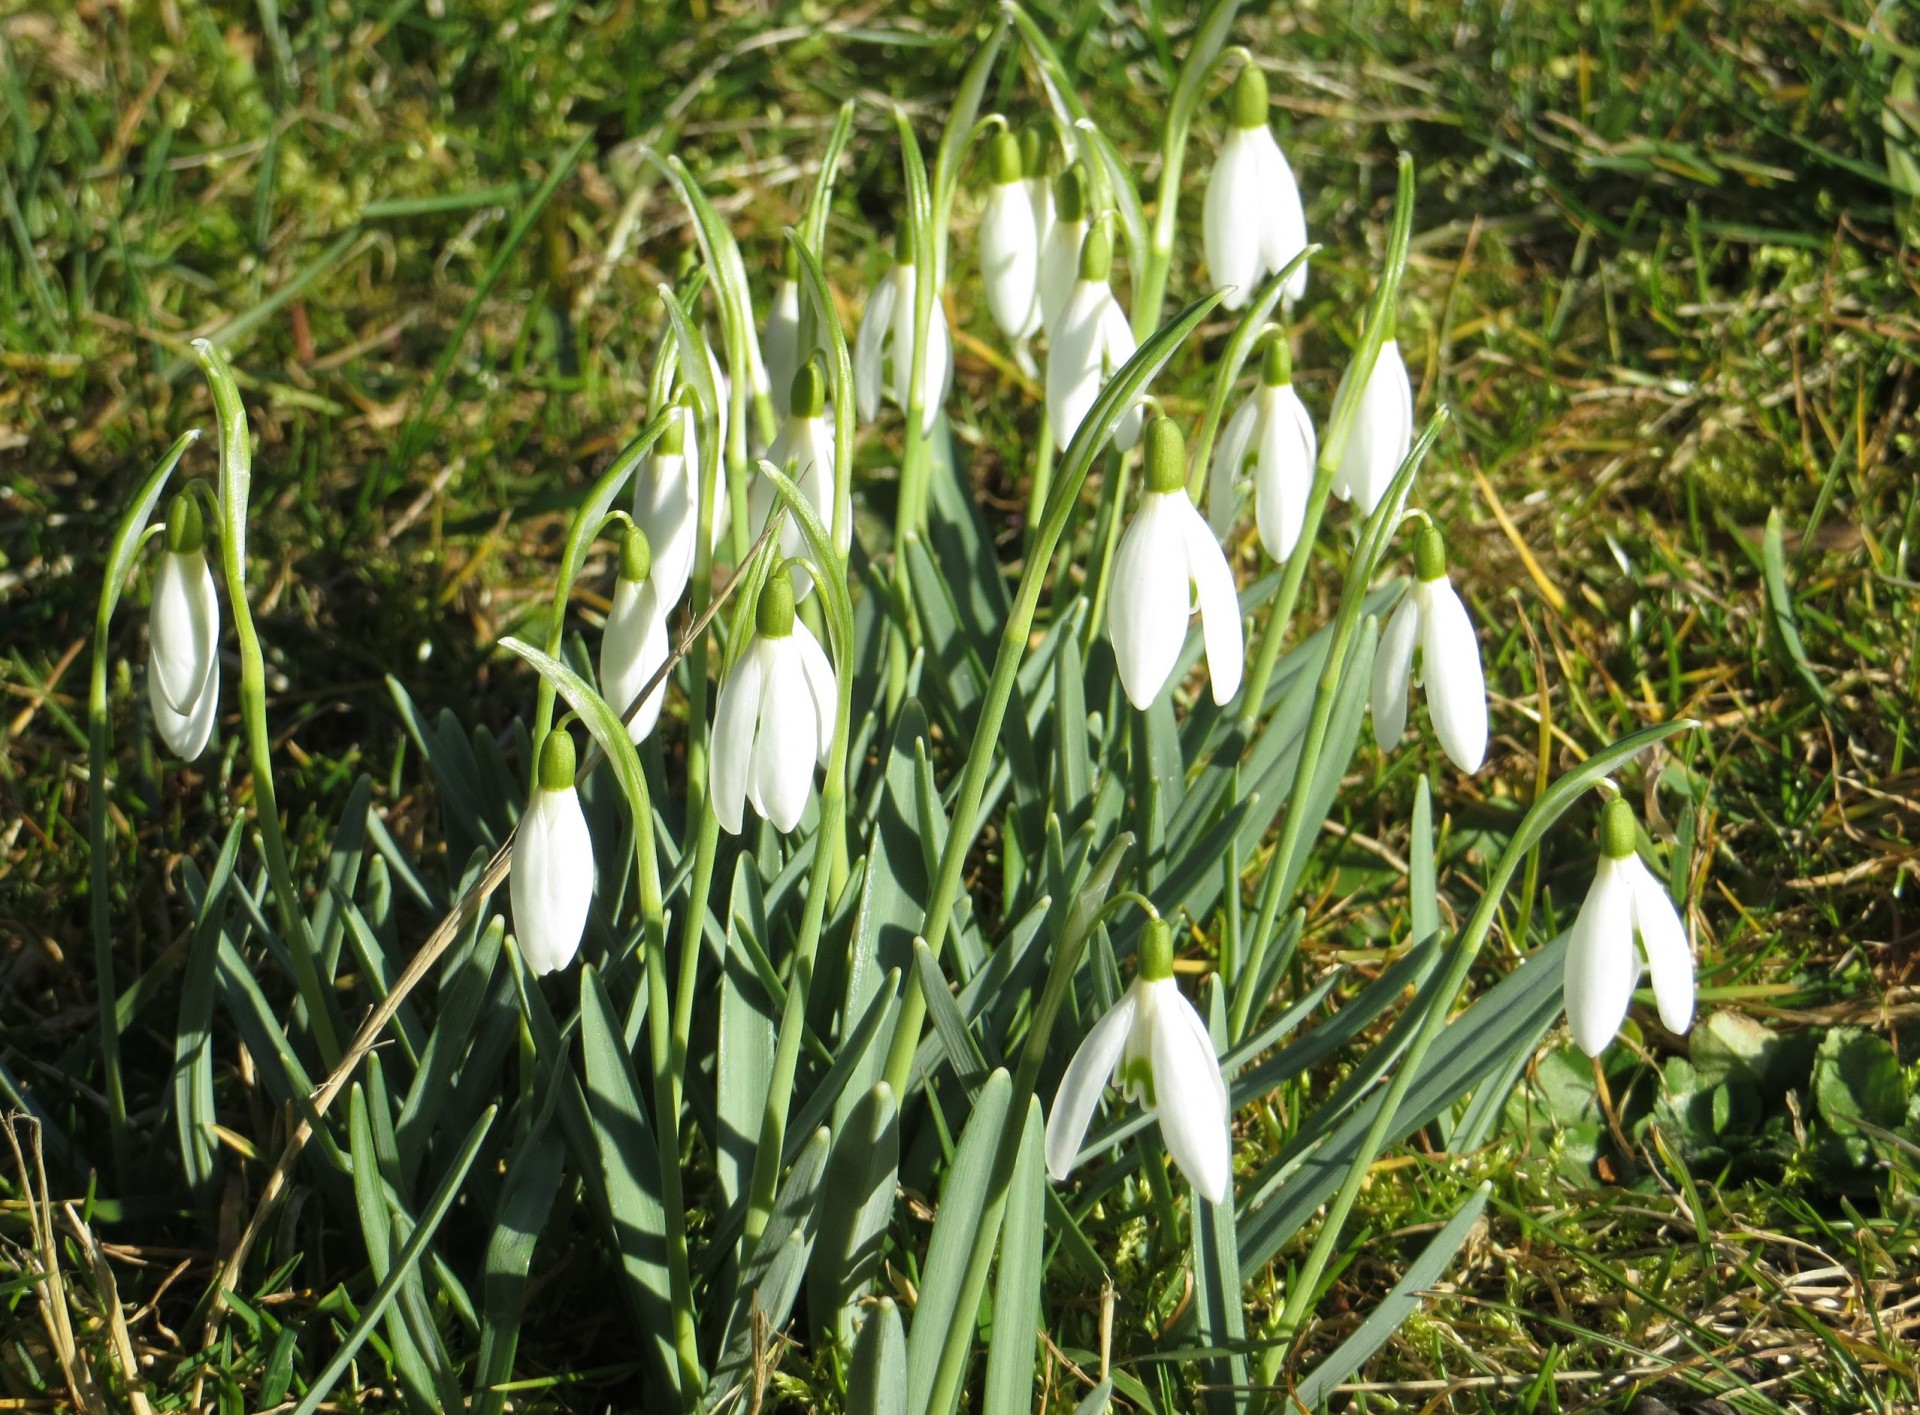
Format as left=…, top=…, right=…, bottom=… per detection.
left=981, top=1097, right=1046, bottom=1415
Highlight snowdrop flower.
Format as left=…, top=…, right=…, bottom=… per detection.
left=853, top=228, right=952, bottom=434
left=148, top=493, right=219, bottom=761
left=1035, top=162, right=1088, bottom=336
left=600, top=527, right=671, bottom=743
left=1330, top=323, right=1413, bottom=516
left=632, top=401, right=727, bottom=608
left=1370, top=523, right=1487, bottom=773
left=511, top=728, right=594, bottom=976
left=1109, top=418, right=1244, bottom=709
left=763, top=246, right=802, bottom=419
left=1209, top=335, right=1317, bottom=557
left=1046, top=227, right=1142, bottom=452
left=752, top=364, right=845, bottom=593
left=978, top=130, right=1041, bottom=340
left=1021, top=124, right=1056, bottom=266
left=1045, top=916, right=1231, bottom=1203
left=1564, top=796, right=1696, bottom=1056
left=709, top=566, right=837, bottom=835
left=1203, top=64, right=1309, bottom=309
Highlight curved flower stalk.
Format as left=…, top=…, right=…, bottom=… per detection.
left=1035, top=162, right=1088, bottom=336
left=1203, top=63, right=1310, bottom=309
left=1044, top=915, right=1231, bottom=1203
left=148, top=492, right=220, bottom=760
left=632, top=401, right=728, bottom=609
left=600, top=527, right=671, bottom=743
left=1371, top=523, right=1487, bottom=773
left=510, top=728, right=595, bottom=975
left=762, top=245, right=802, bottom=419
left=853, top=229, right=952, bottom=433
left=979, top=129, right=1041, bottom=340
left=1046, top=227, right=1142, bottom=451
left=1331, top=321, right=1413, bottom=515
left=709, top=565, right=837, bottom=834
left=1210, top=335, right=1317, bottom=556
left=753, top=365, right=844, bottom=593
left=1109, top=417, right=1243, bottom=709
left=1565, top=796, right=1697, bottom=1055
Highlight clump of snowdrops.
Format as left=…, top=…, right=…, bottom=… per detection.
left=80, top=8, right=1701, bottom=1412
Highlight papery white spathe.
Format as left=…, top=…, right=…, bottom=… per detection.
left=600, top=531, right=671, bottom=744
left=1109, top=420, right=1243, bottom=710
left=149, top=502, right=221, bottom=761
left=1370, top=528, right=1487, bottom=774
left=709, top=575, right=837, bottom=835
left=763, top=272, right=801, bottom=418
left=1046, top=230, right=1141, bottom=453
left=1331, top=336, right=1413, bottom=515
left=1564, top=800, right=1696, bottom=1056
left=979, top=132, right=1041, bottom=339
left=853, top=254, right=951, bottom=434
left=1210, top=342, right=1317, bottom=559
left=1044, top=920, right=1231, bottom=1203
left=511, top=733, right=595, bottom=976
left=1203, top=65, right=1309, bottom=309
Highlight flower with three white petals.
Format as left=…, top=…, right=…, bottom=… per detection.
left=1209, top=335, right=1317, bottom=559
left=511, top=729, right=595, bottom=976
left=1046, top=227, right=1143, bottom=452
left=149, top=492, right=220, bottom=761
left=753, top=365, right=845, bottom=594
left=1203, top=64, right=1309, bottom=309
left=1330, top=325, right=1413, bottom=516
left=1370, top=523, right=1488, bottom=774
left=762, top=247, right=803, bottom=419
left=1109, top=418, right=1244, bottom=710
left=1034, top=162, right=1088, bottom=336
left=1564, top=796, right=1696, bottom=1056
left=709, top=566, right=837, bottom=835
left=979, top=130, right=1041, bottom=340
left=599, top=527, right=671, bottom=744
left=632, top=402, right=726, bottom=610
left=853, top=231, right=952, bottom=434
left=1045, top=916, right=1231, bottom=1204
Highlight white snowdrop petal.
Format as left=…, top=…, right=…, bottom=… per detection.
left=1046, top=282, right=1108, bottom=447
left=1564, top=858, right=1638, bottom=1056
left=1036, top=217, right=1085, bottom=334
left=1419, top=577, right=1488, bottom=774
left=1252, top=387, right=1314, bottom=562
left=1180, top=500, right=1244, bottom=705
left=601, top=578, right=672, bottom=744
left=980, top=182, right=1041, bottom=338
left=853, top=270, right=895, bottom=424
left=151, top=649, right=218, bottom=760
left=1340, top=339, right=1415, bottom=516
left=792, top=620, right=838, bottom=765
left=151, top=551, right=219, bottom=715
left=1144, top=981, right=1232, bottom=1204
left=919, top=299, right=953, bottom=432
left=1627, top=857, right=1696, bottom=1036
left=511, top=786, right=595, bottom=976
left=1108, top=495, right=1191, bottom=709
left=764, top=279, right=801, bottom=419
left=1099, top=302, right=1142, bottom=452
left=1250, top=129, right=1310, bottom=303
left=1370, top=594, right=1420, bottom=753
left=749, top=640, right=818, bottom=833
left=1203, top=129, right=1264, bottom=310
left=1210, top=396, right=1258, bottom=538
left=1044, top=988, right=1139, bottom=1182
left=634, top=449, right=697, bottom=609
left=708, top=640, right=766, bottom=835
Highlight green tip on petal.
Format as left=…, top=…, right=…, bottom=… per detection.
left=163, top=491, right=205, bottom=555
left=1077, top=225, right=1112, bottom=283
left=536, top=729, right=577, bottom=793
left=756, top=566, right=796, bottom=638
left=893, top=224, right=913, bottom=264
left=1144, top=417, right=1186, bottom=494
left=1139, top=916, right=1175, bottom=982
left=1600, top=797, right=1637, bottom=860
left=1259, top=334, right=1292, bottom=387
left=1055, top=163, right=1088, bottom=223
left=619, top=526, right=652, bottom=583
left=1229, top=63, right=1269, bottom=129
left=1020, top=124, right=1048, bottom=181
left=1413, top=523, right=1447, bottom=582
left=661, top=405, right=687, bottom=455
left=790, top=360, right=826, bottom=419
left=990, top=129, right=1023, bottom=184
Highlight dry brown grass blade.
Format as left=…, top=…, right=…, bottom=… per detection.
left=59, top=1203, right=154, bottom=1415
left=3, top=1116, right=104, bottom=1414
left=198, top=522, right=777, bottom=1345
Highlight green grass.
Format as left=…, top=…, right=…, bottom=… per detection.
left=3, top=0, right=1917, bottom=1411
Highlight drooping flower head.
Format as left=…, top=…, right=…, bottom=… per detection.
left=600, top=526, right=671, bottom=744
left=979, top=129, right=1041, bottom=340
left=512, top=727, right=595, bottom=976
left=1021, top=123, right=1057, bottom=273
left=753, top=363, right=844, bottom=594
left=1109, top=418, right=1244, bottom=710
left=149, top=491, right=220, bottom=761
left=1045, top=225, right=1142, bottom=452
left=1564, top=796, right=1697, bottom=1056
left=1330, top=316, right=1413, bottom=516
left=1203, top=64, right=1309, bottom=309
left=1035, top=161, right=1089, bottom=336
left=1044, top=915, right=1232, bottom=1203
left=633, top=398, right=725, bottom=610
left=853, top=226, right=952, bottom=434
left=1370, top=522, right=1488, bottom=774
left=709, top=564, right=837, bottom=835
left=1210, top=334, right=1318, bottom=558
